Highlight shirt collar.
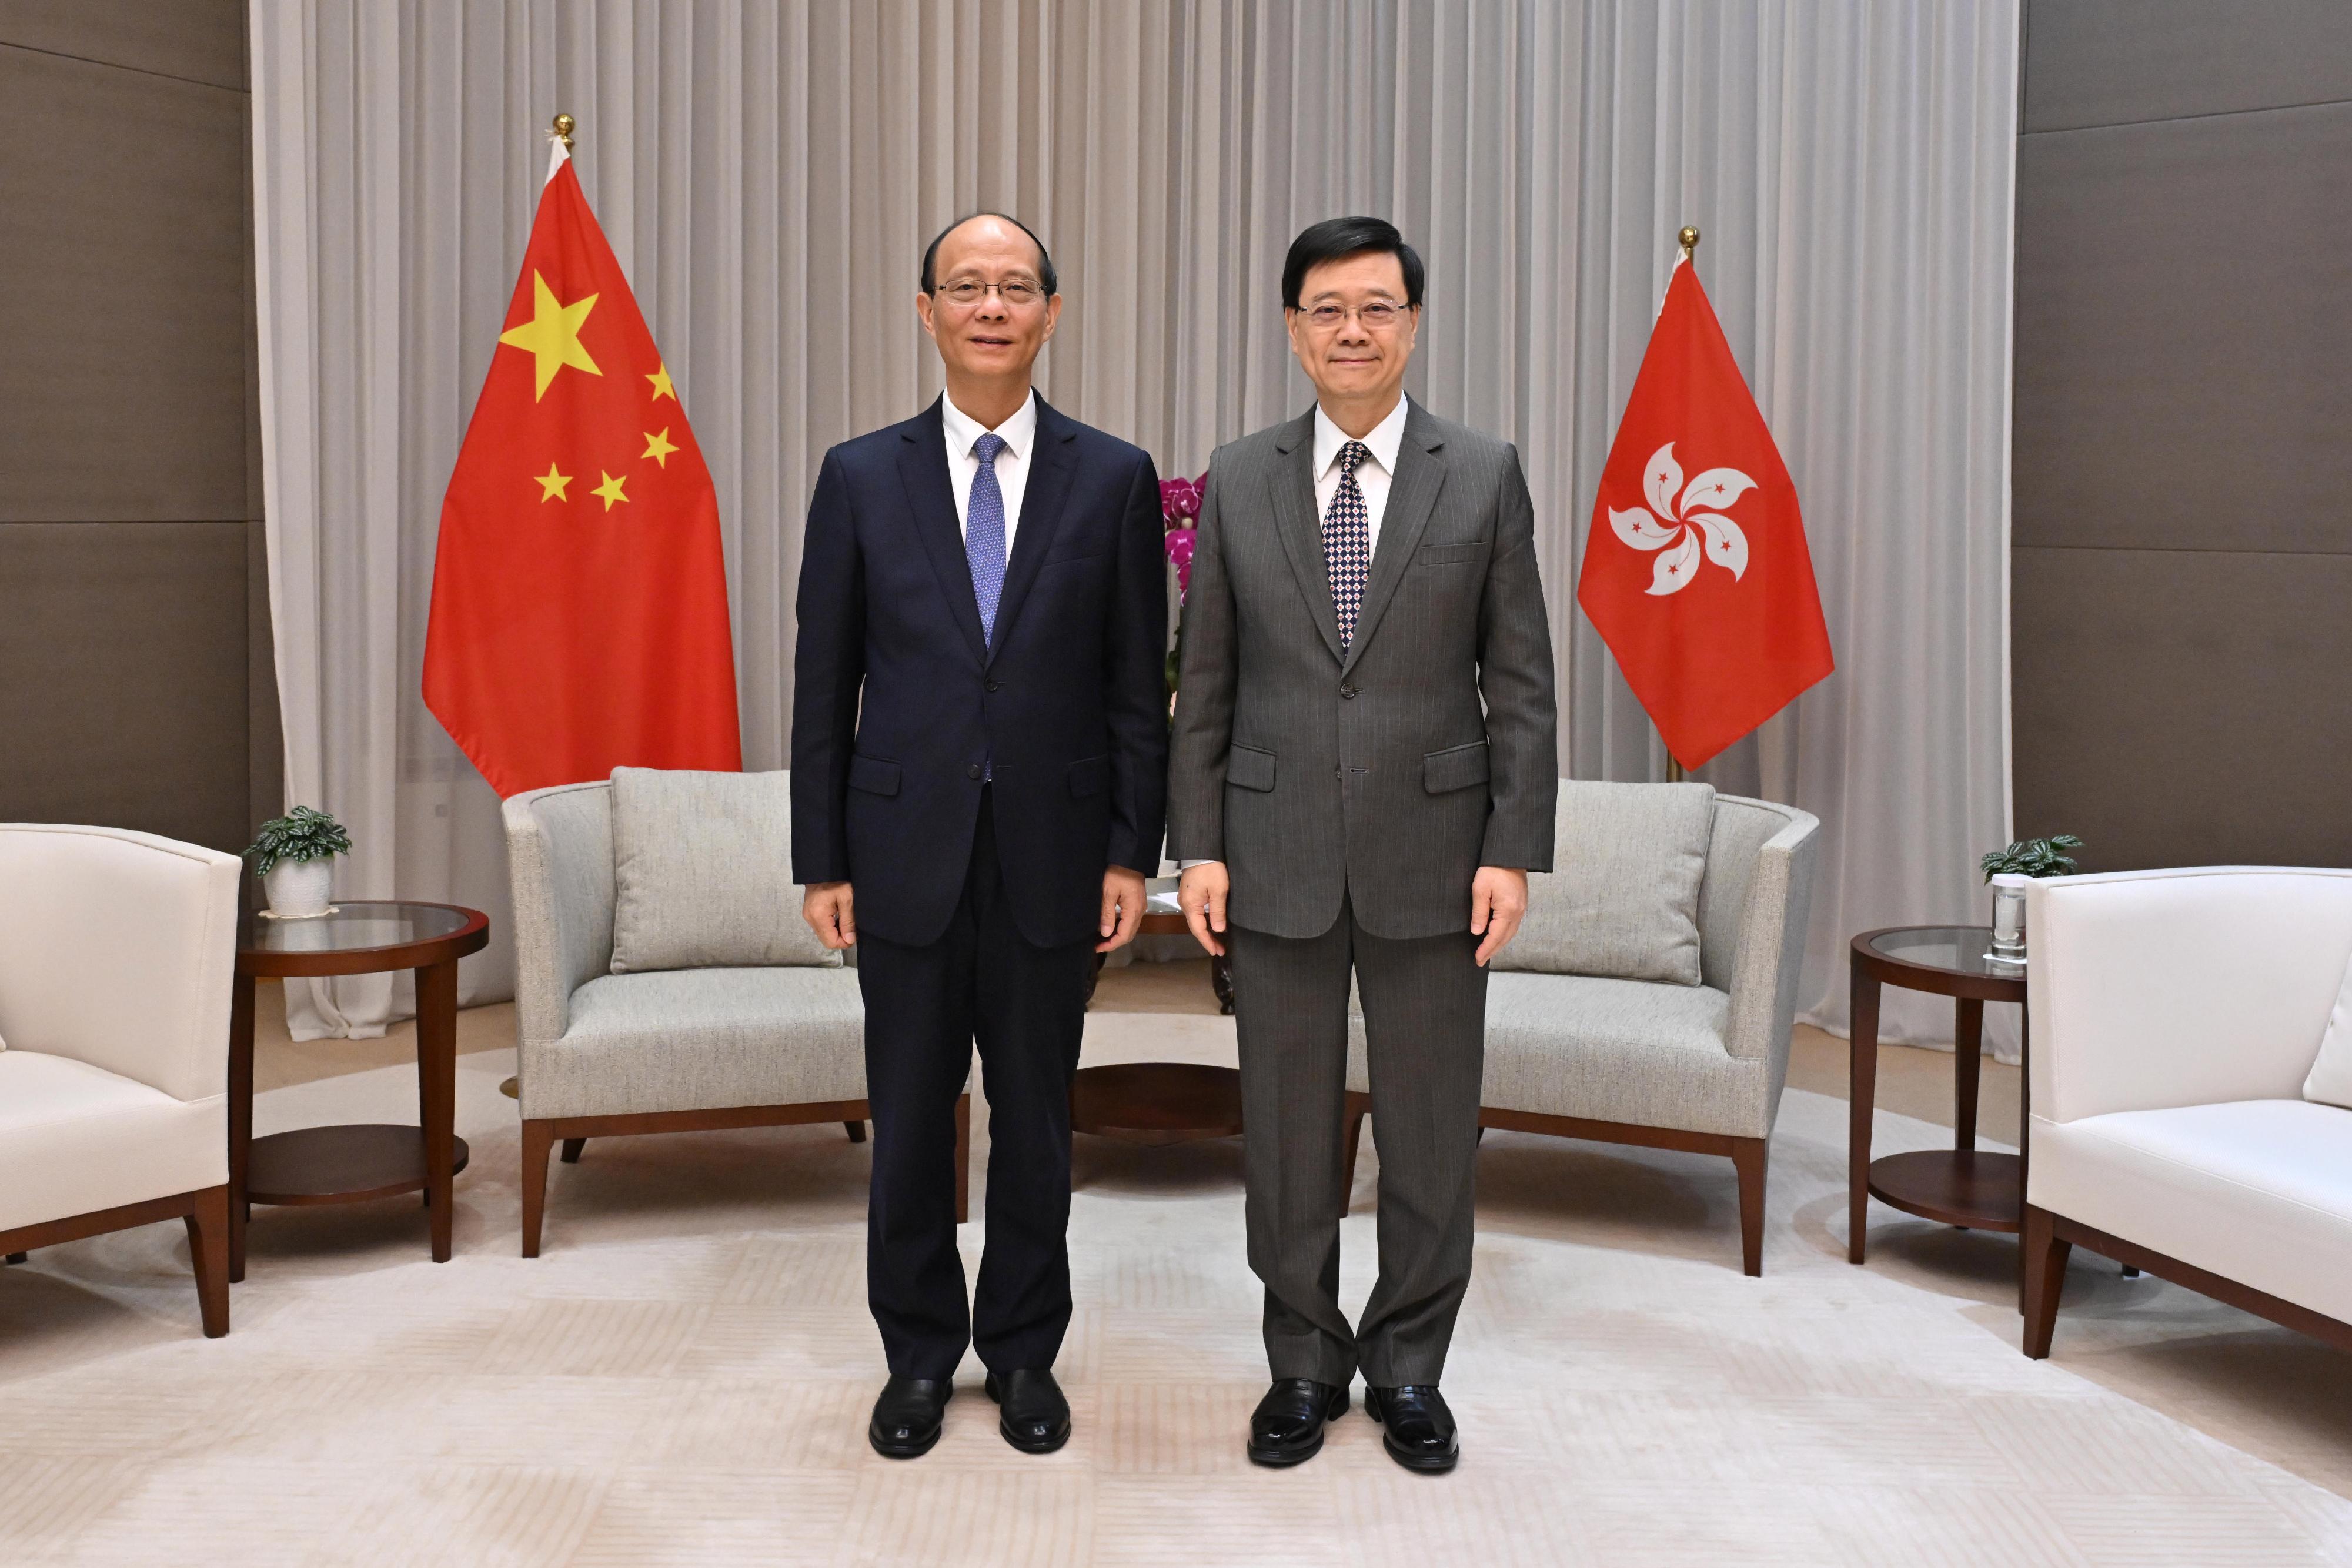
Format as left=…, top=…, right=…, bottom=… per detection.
left=1313, top=396, right=1409, bottom=480
left=943, top=388, right=1038, bottom=462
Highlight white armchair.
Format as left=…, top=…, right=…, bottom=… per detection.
left=504, top=776, right=968, bottom=1256
left=1345, top=787, right=1820, bottom=1275
left=2022, top=867, right=2352, bottom=1357
left=0, top=824, right=240, bottom=1335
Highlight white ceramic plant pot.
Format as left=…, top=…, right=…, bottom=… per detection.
left=264, top=858, right=334, bottom=918
left=1989, top=872, right=2030, bottom=964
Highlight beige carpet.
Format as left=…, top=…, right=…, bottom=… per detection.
left=4, top=997, right=2351, bottom=1564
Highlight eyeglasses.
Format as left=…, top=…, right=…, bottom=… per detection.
left=936, top=278, right=1045, bottom=307
left=1299, top=301, right=1411, bottom=330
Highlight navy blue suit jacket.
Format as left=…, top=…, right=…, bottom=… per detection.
left=790, top=396, right=1169, bottom=950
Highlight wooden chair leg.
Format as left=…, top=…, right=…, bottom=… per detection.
left=1341, top=1094, right=1370, bottom=1192
left=1731, top=1138, right=1768, bottom=1278
left=560, top=1138, right=586, bottom=1164
left=521, top=1120, right=555, bottom=1258
left=954, top=1094, right=971, bottom=1225
left=2022, top=1204, right=2072, bottom=1358
left=844, top=1121, right=867, bottom=1144
left=185, top=1185, right=231, bottom=1338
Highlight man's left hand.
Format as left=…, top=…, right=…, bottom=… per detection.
left=1098, top=866, right=1149, bottom=953
left=1469, top=867, right=1529, bottom=968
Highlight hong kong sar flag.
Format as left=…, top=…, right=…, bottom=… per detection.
left=1577, top=258, right=1833, bottom=770
left=424, top=135, right=741, bottom=797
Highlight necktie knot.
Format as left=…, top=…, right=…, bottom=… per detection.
left=974, top=432, right=1008, bottom=466
left=1337, top=440, right=1371, bottom=479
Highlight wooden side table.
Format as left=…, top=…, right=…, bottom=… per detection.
left=1069, top=891, right=1245, bottom=1146
left=230, top=901, right=490, bottom=1278
left=1849, top=925, right=2029, bottom=1306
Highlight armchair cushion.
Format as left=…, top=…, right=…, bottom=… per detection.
left=520, top=965, right=868, bottom=1120
left=2030, top=1098, right=2352, bottom=1325
left=2304, top=948, right=2352, bottom=1110
left=609, top=768, right=842, bottom=974
left=0, top=1051, right=226, bottom=1232
left=1497, top=780, right=1715, bottom=985
left=1349, top=972, right=1772, bottom=1139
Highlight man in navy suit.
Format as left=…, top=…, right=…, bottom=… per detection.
left=792, top=213, right=1168, bottom=1459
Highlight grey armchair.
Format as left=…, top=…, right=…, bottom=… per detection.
left=1345, top=787, right=1820, bottom=1275
left=503, top=777, right=967, bottom=1255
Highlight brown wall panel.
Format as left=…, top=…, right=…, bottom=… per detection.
left=2012, top=546, right=2352, bottom=873
left=2016, top=1, right=2352, bottom=877
left=0, top=44, right=251, bottom=524
left=0, top=522, right=253, bottom=853
left=2013, top=102, right=2352, bottom=557
left=2023, top=0, right=2352, bottom=132
left=0, top=0, right=248, bottom=91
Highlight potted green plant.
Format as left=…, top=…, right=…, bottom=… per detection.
left=1979, top=834, right=2083, bottom=964
left=246, top=805, right=353, bottom=919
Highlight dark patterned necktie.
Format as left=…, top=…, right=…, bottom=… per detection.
left=1323, top=440, right=1372, bottom=646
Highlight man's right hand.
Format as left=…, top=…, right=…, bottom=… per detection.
left=1178, top=861, right=1230, bottom=957
left=803, top=881, right=857, bottom=949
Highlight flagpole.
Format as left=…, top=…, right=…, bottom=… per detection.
left=502, top=111, right=580, bottom=1109
left=1660, top=225, right=1700, bottom=785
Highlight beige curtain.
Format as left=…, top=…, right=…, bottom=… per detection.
left=1567, top=1, right=2022, bottom=1055
left=251, top=0, right=2014, bottom=1053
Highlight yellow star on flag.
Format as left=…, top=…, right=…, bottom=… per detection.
left=533, top=463, right=572, bottom=502
left=591, top=470, right=629, bottom=511
left=646, top=363, right=676, bottom=402
left=642, top=428, right=680, bottom=468
left=497, top=272, right=602, bottom=400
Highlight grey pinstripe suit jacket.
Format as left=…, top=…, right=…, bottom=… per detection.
left=1166, top=399, right=1558, bottom=941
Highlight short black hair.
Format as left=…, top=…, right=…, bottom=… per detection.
left=920, top=212, right=1058, bottom=297
left=1282, top=216, right=1423, bottom=311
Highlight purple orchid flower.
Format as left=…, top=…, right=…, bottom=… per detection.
left=1164, top=527, right=1197, bottom=597
left=1159, top=473, right=1205, bottom=527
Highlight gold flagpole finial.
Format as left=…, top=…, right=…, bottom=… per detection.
left=552, top=113, right=576, bottom=151
left=1677, top=225, right=1700, bottom=262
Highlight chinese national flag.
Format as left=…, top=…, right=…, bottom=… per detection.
left=1577, top=260, right=1833, bottom=770
left=423, top=141, right=741, bottom=797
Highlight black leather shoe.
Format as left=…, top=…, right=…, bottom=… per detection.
left=868, top=1376, right=953, bottom=1459
left=1248, top=1378, right=1351, bottom=1467
left=984, top=1368, right=1072, bottom=1453
left=1364, top=1385, right=1459, bottom=1473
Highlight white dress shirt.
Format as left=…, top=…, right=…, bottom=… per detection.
left=1312, top=396, right=1409, bottom=557
left=1178, top=397, right=1412, bottom=872
left=940, top=389, right=1038, bottom=551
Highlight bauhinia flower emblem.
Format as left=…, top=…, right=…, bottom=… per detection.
left=1608, top=442, right=1756, bottom=596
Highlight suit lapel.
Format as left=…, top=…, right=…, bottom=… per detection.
left=984, top=396, right=1078, bottom=666
left=1268, top=410, right=1345, bottom=664
left=896, top=400, right=989, bottom=666
left=1341, top=399, right=1448, bottom=676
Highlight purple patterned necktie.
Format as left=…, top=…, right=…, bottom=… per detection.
left=967, top=430, right=1008, bottom=783
left=967, top=431, right=1009, bottom=647
left=1324, top=440, right=1372, bottom=646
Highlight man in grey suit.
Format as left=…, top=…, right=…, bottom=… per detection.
left=1169, top=217, right=1558, bottom=1475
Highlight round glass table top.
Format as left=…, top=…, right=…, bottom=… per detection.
left=240, top=900, right=477, bottom=956
left=1866, top=925, right=2020, bottom=979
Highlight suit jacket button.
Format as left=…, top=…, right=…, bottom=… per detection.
left=1340, top=684, right=1357, bottom=699
left=967, top=764, right=982, bottom=780
left=985, top=680, right=1000, bottom=692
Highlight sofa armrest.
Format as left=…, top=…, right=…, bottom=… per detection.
left=502, top=784, right=617, bottom=1048
left=2028, top=867, right=2352, bottom=1124
left=1721, top=807, right=1820, bottom=1068
left=0, top=824, right=240, bottom=1104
